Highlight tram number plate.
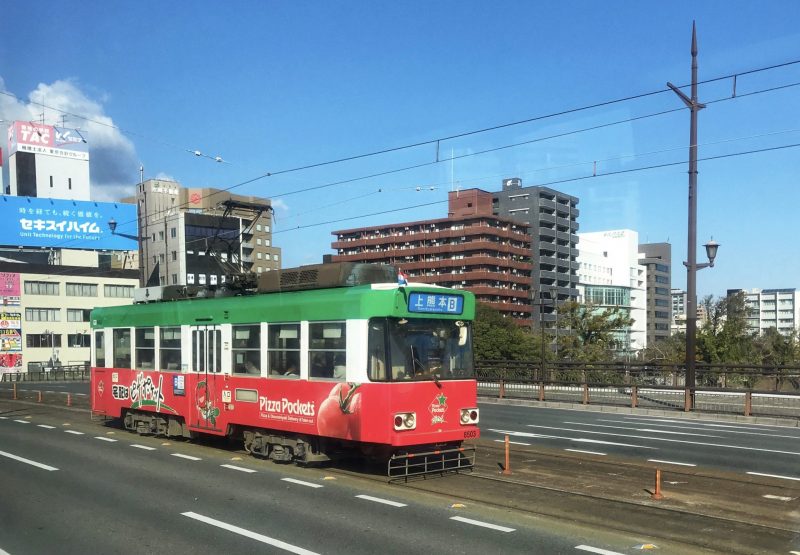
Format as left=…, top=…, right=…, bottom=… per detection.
left=463, top=430, right=478, bottom=439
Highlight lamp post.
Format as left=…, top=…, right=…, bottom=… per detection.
left=667, top=23, right=720, bottom=410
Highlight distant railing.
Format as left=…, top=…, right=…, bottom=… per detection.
left=1, top=363, right=90, bottom=383
left=476, top=360, right=800, bottom=421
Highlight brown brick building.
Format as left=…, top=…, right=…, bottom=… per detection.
left=331, top=189, right=533, bottom=324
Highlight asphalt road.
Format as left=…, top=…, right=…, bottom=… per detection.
left=479, top=402, right=800, bottom=481
left=0, top=402, right=700, bottom=555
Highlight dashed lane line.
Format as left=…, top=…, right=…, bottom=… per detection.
left=449, top=516, right=515, bottom=533
left=747, top=471, right=800, bottom=482
left=0, top=449, right=58, bottom=471
left=575, top=545, right=626, bottom=555
left=64, top=430, right=84, bottom=435
left=182, top=511, right=319, bottom=555
left=171, top=453, right=202, bottom=461
left=647, top=459, right=696, bottom=467
left=493, top=439, right=531, bottom=446
left=13, top=420, right=30, bottom=424
left=94, top=437, right=117, bottom=442
left=355, top=494, right=407, bottom=507
left=130, top=444, right=157, bottom=451
left=37, top=425, right=56, bottom=429
left=221, top=464, right=257, bottom=473
left=282, top=478, right=323, bottom=489
left=565, top=449, right=607, bottom=456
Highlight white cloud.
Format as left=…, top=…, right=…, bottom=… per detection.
left=271, top=198, right=289, bottom=212
left=0, top=76, right=138, bottom=201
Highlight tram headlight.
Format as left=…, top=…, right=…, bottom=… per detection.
left=460, top=408, right=479, bottom=425
left=393, top=412, right=416, bottom=431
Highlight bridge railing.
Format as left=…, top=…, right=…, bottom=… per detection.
left=476, top=361, right=800, bottom=420
left=0, top=363, right=90, bottom=383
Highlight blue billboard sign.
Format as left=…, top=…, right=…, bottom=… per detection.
left=408, top=292, right=464, bottom=315
left=0, top=195, right=138, bottom=250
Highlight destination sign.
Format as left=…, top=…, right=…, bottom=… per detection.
left=408, top=293, right=463, bottom=315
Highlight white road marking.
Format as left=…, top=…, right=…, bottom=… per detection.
left=94, top=437, right=117, bottom=442
left=0, top=545, right=10, bottom=554
left=130, top=444, right=157, bottom=451
left=182, top=511, right=319, bottom=555
left=75, top=393, right=88, bottom=397
left=282, top=478, right=323, bottom=489
left=450, top=515, right=514, bottom=533
left=565, top=449, right=607, bottom=456
left=64, top=430, right=84, bottom=435
left=0, top=450, right=58, bottom=471
left=13, top=420, right=30, bottom=424
left=488, top=428, right=657, bottom=450
left=747, top=471, right=800, bottom=482
left=171, top=453, right=202, bottom=461
left=221, top=464, right=257, bottom=473
left=564, top=421, right=721, bottom=438
left=525, top=424, right=800, bottom=456
left=493, top=439, right=531, bottom=446
left=0, top=416, right=8, bottom=420
left=355, top=494, right=407, bottom=507
left=647, top=459, right=696, bottom=467
left=575, top=545, right=626, bottom=555
left=607, top=418, right=800, bottom=439
left=37, top=425, right=56, bottom=429
left=763, top=494, right=796, bottom=501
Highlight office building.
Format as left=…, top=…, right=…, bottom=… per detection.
left=727, top=288, right=800, bottom=336
left=639, top=243, right=672, bottom=344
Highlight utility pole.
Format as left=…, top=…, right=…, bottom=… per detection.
left=668, top=22, right=705, bottom=410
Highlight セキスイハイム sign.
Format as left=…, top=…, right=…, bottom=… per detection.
left=0, top=196, right=138, bottom=250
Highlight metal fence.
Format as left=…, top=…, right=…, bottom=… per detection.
left=1, top=363, right=90, bottom=383
left=476, top=360, right=800, bottom=420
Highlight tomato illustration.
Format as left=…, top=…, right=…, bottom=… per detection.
left=317, top=383, right=361, bottom=439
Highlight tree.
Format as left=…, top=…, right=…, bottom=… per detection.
left=554, top=300, right=635, bottom=362
left=473, top=303, right=536, bottom=361
left=696, top=291, right=757, bottom=364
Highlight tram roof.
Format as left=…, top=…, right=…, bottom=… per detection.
left=90, top=283, right=475, bottom=329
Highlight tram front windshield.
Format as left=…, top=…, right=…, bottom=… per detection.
left=367, top=318, right=474, bottom=381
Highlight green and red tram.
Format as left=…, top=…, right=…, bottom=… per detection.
left=90, top=263, right=479, bottom=477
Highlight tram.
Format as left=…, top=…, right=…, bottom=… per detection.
left=90, top=263, right=479, bottom=477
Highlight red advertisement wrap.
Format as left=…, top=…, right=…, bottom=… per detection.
left=91, top=368, right=480, bottom=447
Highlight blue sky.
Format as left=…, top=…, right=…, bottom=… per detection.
left=2, top=1, right=799, bottom=297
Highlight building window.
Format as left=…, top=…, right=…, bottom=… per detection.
left=24, top=281, right=59, bottom=295
left=172, top=251, right=177, bottom=261
left=67, top=309, right=91, bottom=322
left=172, top=274, right=178, bottom=284
left=232, top=324, right=260, bottom=375
left=265, top=239, right=270, bottom=247
left=68, top=333, right=91, bottom=348
left=655, top=275, right=669, bottom=284
left=104, top=285, right=134, bottom=298
left=159, top=231, right=165, bottom=241
left=256, top=224, right=262, bottom=232
left=257, top=252, right=263, bottom=260
left=27, top=333, right=61, bottom=348
left=171, top=227, right=177, bottom=238
left=66, top=283, right=97, bottom=296
left=264, top=225, right=270, bottom=233
left=273, top=254, right=279, bottom=262
left=25, top=308, right=60, bottom=322
left=160, top=327, right=182, bottom=371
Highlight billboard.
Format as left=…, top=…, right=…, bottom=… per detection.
left=0, top=196, right=138, bottom=250
left=0, top=311, right=22, bottom=371
left=0, top=272, right=20, bottom=306
left=8, top=121, right=89, bottom=161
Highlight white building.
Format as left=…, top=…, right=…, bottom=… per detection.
left=728, top=288, right=800, bottom=336
left=577, top=229, right=647, bottom=355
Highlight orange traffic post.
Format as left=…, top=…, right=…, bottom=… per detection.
left=38, top=390, right=42, bottom=403
left=502, top=435, right=512, bottom=475
left=67, top=393, right=72, bottom=407
left=12, top=383, right=17, bottom=400
left=651, top=468, right=664, bottom=500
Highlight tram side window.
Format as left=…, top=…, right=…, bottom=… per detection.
left=267, top=323, right=300, bottom=378
left=135, top=328, right=155, bottom=370
left=160, top=327, right=182, bottom=372
left=309, top=322, right=346, bottom=380
left=367, top=319, right=387, bottom=381
left=94, top=331, right=105, bottom=367
left=232, top=324, right=260, bottom=376
left=112, top=328, right=131, bottom=369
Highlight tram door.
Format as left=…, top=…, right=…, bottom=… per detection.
left=191, top=325, right=223, bottom=430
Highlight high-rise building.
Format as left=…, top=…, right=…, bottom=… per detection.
left=491, top=178, right=579, bottom=327
left=727, top=288, right=800, bottom=336
left=331, top=189, right=533, bottom=324
left=577, top=229, right=647, bottom=355
left=127, top=179, right=281, bottom=288
left=638, top=243, right=672, bottom=344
